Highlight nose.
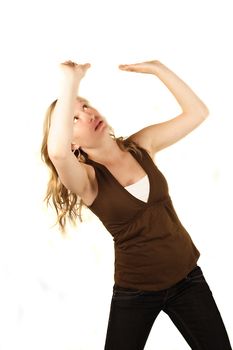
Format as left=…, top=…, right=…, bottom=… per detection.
left=87, top=112, right=96, bottom=122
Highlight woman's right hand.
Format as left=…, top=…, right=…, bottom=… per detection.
left=60, top=60, right=91, bottom=81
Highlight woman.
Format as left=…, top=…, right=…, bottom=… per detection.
left=41, top=60, right=232, bottom=349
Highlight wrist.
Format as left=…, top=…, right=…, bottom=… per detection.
left=150, top=61, right=166, bottom=75
left=63, top=72, right=81, bottom=82
left=60, top=74, right=81, bottom=88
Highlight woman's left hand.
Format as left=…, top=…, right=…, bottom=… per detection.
left=118, top=60, right=162, bottom=74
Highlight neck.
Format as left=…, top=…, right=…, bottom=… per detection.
left=82, top=138, right=127, bottom=166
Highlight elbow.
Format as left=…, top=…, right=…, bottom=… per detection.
left=47, top=146, right=70, bottom=161
left=201, top=105, right=210, bottom=119
left=193, top=104, right=209, bottom=121
left=48, top=153, right=65, bottom=161
left=186, top=105, right=210, bottom=125
left=47, top=139, right=71, bottom=160
left=186, top=102, right=210, bottom=120
left=48, top=151, right=70, bottom=161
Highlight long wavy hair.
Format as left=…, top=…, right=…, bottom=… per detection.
left=41, top=97, right=142, bottom=234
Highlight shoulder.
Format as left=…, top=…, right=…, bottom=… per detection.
left=127, top=135, right=155, bottom=160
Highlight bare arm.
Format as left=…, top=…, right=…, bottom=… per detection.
left=47, top=61, right=94, bottom=198
left=119, top=60, right=209, bottom=155
left=48, top=61, right=90, bottom=157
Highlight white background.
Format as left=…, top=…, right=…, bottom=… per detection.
left=0, top=0, right=232, bottom=349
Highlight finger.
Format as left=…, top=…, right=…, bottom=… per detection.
left=119, top=64, right=137, bottom=72
left=61, top=60, right=77, bottom=67
left=119, top=64, right=130, bottom=68
left=84, top=63, right=91, bottom=68
left=119, top=64, right=132, bottom=70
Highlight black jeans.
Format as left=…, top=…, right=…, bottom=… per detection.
left=104, top=265, right=232, bottom=350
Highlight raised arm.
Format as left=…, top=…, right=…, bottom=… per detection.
left=47, top=61, right=94, bottom=199
left=48, top=61, right=90, bottom=157
left=119, top=60, right=209, bottom=155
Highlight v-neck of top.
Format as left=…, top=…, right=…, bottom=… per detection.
left=86, top=149, right=153, bottom=206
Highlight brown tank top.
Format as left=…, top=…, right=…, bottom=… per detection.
left=85, top=146, right=200, bottom=291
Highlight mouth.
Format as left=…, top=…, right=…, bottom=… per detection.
left=95, top=120, right=103, bottom=130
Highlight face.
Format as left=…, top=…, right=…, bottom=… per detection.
left=72, top=98, right=109, bottom=150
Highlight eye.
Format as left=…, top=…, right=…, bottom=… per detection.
left=83, top=104, right=88, bottom=110
left=73, top=116, right=79, bottom=123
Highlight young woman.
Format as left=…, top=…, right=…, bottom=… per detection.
left=41, top=60, right=232, bottom=350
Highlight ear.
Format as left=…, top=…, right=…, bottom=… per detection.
left=71, top=143, right=80, bottom=152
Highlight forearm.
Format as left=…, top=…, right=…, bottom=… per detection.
left=48, top=77, right=80, bottom=158
left=152, top=62, right=209, bottom=115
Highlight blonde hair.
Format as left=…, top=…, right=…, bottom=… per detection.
left=41, top=97, right=142, bottom=234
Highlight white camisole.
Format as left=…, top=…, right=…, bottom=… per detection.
left=124, top=175, right=150, bottom=202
